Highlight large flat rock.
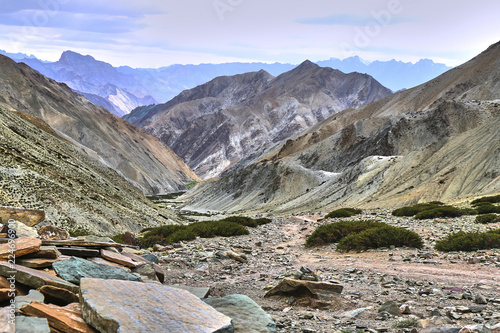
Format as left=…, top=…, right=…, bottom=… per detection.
left=100, top=249, right=139, bottom=268
left=80, top=278, right=234, bottom=333
left=0, top=261, right=78, bottom=293
left=204, top=294, right=276, bottom=333
left=52, top=256, right=141, bottom=284
left=264, top=278, right=343, bottom=298
left=0, top=237, right=42, bottom=259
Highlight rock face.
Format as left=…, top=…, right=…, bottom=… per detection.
left=52, top=257, right=141, bottom=284
left=182, top=41, right=500, bottom=213
left=0, top=54, right=198, bottom=198
left=80, top=278, right=234, bottom=333
left=204, top=294, right=276, bottom=333
left=0, top=206, right=45, bottom=226
left=126, top=61, right=392, bottom=178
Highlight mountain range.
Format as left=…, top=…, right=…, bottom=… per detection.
left=4, top=49, right=451, bottom=116
left=125, top=61, right=393, bottom=179
left=180, top=41, right=500, bottom=214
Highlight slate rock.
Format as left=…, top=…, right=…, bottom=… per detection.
left=15, top=289, right=44, bottom=310
left=80, top=278, right=233, bottom=333
left=16, top=257, right=58, bottom=269
left=340, top=307, right=368, bottom=319
left=52, top=256, right=141, bottom=284
left=0, top=261, right=78, bottom=293
left=1, top=220, right=39, bottom=238
left=38, top=285, right=80, bottom=306
left=22, top=246, right=61, bottom=259
left=0, top=237, right=42, bottom=259
left=141, top=253, right=159, bottom=264
left=475, top=294, right=488, bottom=304
left=205, top=294, right=276, bottom=333
left=100, top=249, right=139, bottom=268
left=168, top=285, right=211, bottom=299
left=15, top=316, right=51, bottom=333
left=56, top=247, right=100, bottom=257
left=19, top=301, right=96, bottom=333
left=264, top=278, right=343, bottom=298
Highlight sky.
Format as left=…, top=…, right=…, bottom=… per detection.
left=0, top=0, right=499, bottom=68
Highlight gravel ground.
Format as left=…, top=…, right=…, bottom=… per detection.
left=155, top=210, right=500, bottom=332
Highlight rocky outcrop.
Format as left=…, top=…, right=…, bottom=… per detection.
left=0, top=54, right=198, bottom=196
left=126, top=61, right=392, bottom=178
left=0, top=206, right=45, bottom=226
left=181, top=41, right=500, bottom=213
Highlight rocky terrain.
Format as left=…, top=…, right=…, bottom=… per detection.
left=0, top=54, right=199, bottom=196
left=125, top=61, right=392, bottom=178
left=1, top=207, right=499, bottom=332
left=180, top=41, right=500, bottom=214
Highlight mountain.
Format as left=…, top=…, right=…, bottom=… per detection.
left=317, top=56, right=452, bottom=91
left=125, top=61, right=393, bottom=179
left=0, top=49, right=39, bottom=61
left=12, top=51, right=451, bottom=116
left=0, top=54, right=199, bottom=196
left=180, top=41, right=500, bottom=214
left=0, top=105, right=177, bottom=235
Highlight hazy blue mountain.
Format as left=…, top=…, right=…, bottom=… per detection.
left=10, top=50, right=451, bottom=116
left=0, top=49, right=39, bottom=61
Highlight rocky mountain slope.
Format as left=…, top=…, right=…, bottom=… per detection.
left=181, top=41, right=500, bottom=214
left=0, top=54, right=199, bottom=196
left=0, top=105, right=177, bottom=235
left=125, top=61, right=393, bottom=178
left=13, top=50, right=451, bottom=116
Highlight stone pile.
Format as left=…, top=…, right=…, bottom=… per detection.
left=0, top=216, right=277, bottom=332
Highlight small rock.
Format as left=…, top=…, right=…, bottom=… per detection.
left=38, top=225, right=70, bottom=240
left=378, top=301, right=401, bottom=317
left=15, top=289, right=44, bottom=310
left=38, top=285, right=80, bottom=306
left=475, top=294, right=488, bottom=304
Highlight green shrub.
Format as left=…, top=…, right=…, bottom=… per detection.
left=413, top=206, right=464, bottom=219
left=475, top=214, right=500, bottom=224
left=392, top=202, right=444, bottom=217
left=336, top=226, right=423, bottom=252
left=435, top=230, right=500, bottom=252
left=325, top=208, right=363, bottom=219
left=69, top=229, right=89, bottom=237
left=168, top=229, right=197, bottom=243
left=393, top=318, right=419, bottom=328
left=461, top=208, right=478, bottom=215
left=110, top=232, right=135, bottom=245
left=188, top=220, right=249, bottom=238
left=306, top=220, right=386, bottom=247
left=475, top=204, right=500, bottom=214
left=471, top=195, right=500, bottom=206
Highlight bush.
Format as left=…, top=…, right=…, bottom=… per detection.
left=392, top=202, right=444, bottom=217
left=306, top=220, right=386, bottom=247
left=413, top=206, right=464, bottom=219
left=220, top=216, right=272, bottom=227
left=111, top=232, right=135, bottom=245
left=336, top=226, right=423, bottom=252
left=325, top=208, right=363, bottom=219
left=69, top=229, right=89, bottom=237
left=475, top=214, right=500, bottom=224
left=435, top=230, right=500, bottom=252
left=393, top=318, right=419, bottom=328
left=188, top=220, right=249, bottom=238
left=475, top=204, right=500, bottom=214
left=461, top=208, right=478, bottom=215
left=471, top=195, right=500, bottom=206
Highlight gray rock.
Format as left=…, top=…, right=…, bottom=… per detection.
left=5, top=220, right=39, bottom=238
left=80, top=278, right=233, bottom=333
left=475, top=294, right=488, bottom=304
left=141, top=253, right=159, bottom=264
left=205, top=294, right=276, bottom=333
left=340, top=307, right=368, bottom=319
left=378, top=301, right=401, bottom=316
left=52, top=256, right=141, bottom=284
left=14, top=316, right=51, bottom=333
left=168, top=285, right=210, bottom=299
left=15, top=289, right=44, bottom=310
left=132, top=263, right=157, bottom=281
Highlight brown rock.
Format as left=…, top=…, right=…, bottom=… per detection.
left=264, top=278, right=343, bottom=298
left=38, top=226, right=70, bottom=240
left=0, top=206, right=45, bottom=227
left=38, top=285, right=80, bottom=306
left=19, top=301, right=97, bottom=333
left=0, top=287, right=12, bottom=301
left=23, top=246, right=61, bottom=259
left=120, top=251, right=166, bottom=283
left=17, top=257, right=59, bottom=269
left=100, top=249, right=139, bottom=268
left=225, top=250, right=248, bottom=263
left=87, top=257, right=132, bottom=271
left=0, top=237, right=42, bottom=259
left=80, top=278, right=233, bottom=333
left=56, top=247, right=100, bottom=257
left=0, top=261, right=79, bottom=293
left=0, top=275, right=9, bottom=288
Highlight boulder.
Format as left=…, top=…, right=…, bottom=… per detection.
left=52, top=256, right=141, bottom=285
left=1, top=220, right=39, bottom=238
left=378, top=301, right=401, bottom=316
left=0, top=261, right=78, bottom=293
left=264, top=278, right=343, bottom=299
left=19, top=301, right=96, bottom=333
left=80, top=278, right=233, bottom=333
left=141, top=253, right=159, bottom=264
left=14, top=316, right=51, bottom=333
left=0, top=237, right=42, bottom=259
left=204, top=294, right=276, bottom=333
left=38, top=226, right=70, bottom=240
left=0, top=207, right=45, bottom=227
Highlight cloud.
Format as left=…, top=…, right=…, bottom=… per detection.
left=297, top=13, right=412, bottom=26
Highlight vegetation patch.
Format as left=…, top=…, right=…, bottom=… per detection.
left=475, top=203, right=500, bottom=214
left=475, top=214, right=500, bottom=224
left=435, top=229, right=500, bottom=252
left=137, top=216, right=267, bottom=248
left=413, top=206, right=464, bottom=219
left=471, top=195, right=500, bottom=205
left=110, top=232, right=135, bottom=245
left=393, top=318, right=419, bottom=328
left=336, top=225, right=423, bottom=252
left=325, top=208, right=363, bottom=219
left=306, top=220, right=387, bottom=247
left=68, top=229, right=89, bottom=237
left=391, top=202, right=444, bottom=217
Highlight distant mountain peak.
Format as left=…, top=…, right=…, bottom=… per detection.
left=297, top=59, right=319, bottom=69
left=59, top=50, right=96, bottom=64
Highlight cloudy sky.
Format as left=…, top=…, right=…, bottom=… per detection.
left=1, top=0, right=499, bottom=68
